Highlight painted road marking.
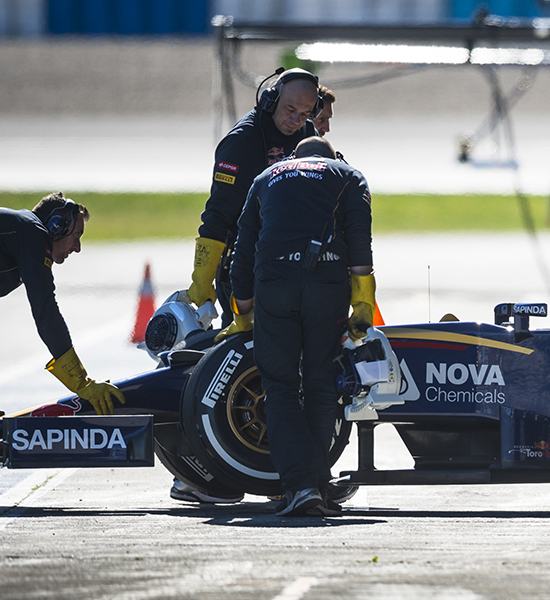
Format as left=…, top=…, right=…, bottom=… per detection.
left=272, top=577, right=318, bottom=600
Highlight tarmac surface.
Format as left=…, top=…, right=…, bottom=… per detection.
left=2, top=37, right=550, bottom=599
left=2, top=449, right=550, bottom=600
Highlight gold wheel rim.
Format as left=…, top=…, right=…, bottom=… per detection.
left=226, top=366, right=270, bottom=455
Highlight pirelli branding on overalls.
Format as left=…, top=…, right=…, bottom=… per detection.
left=214, top=161, right=239, bottom=185
left=202, top=350, right=244, bottom=407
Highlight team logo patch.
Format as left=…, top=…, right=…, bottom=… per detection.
left=217, top=161, right=239, bottom=173
left=267, top=146, right=285, bottom=166
left=44, top=257, right=52, bottom=268
left=215, top=172, right=236, bottom=185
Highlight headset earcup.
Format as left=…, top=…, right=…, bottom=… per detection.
left=47, top=215, right=68, bottom=240
left=258, top=87, right=280, bottom=113
left=312, top=96, right=324, bottom=119
left=45, top=200, right=77, bottom=240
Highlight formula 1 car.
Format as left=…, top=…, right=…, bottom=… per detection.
left=3, top=293, right=550, bottom=497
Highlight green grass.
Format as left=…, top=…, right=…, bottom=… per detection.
left=371, top=193, right=550, bottom=234
left=2, top=191, right=548, bottom=241
left=1, top=191, right=208, bottom=241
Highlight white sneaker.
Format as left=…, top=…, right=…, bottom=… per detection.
left=170, top=480, right=244, bottom=504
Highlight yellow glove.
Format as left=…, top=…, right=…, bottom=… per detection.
left=348, top=273, right=376, bottom=341
left=214, top=296, right=254, bottom=343
left=46, top=347, right=126, bottom=416
left=187, top=237, right=227, bottom=307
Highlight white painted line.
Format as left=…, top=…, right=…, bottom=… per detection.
left=0, top=468, right=78, bottom=529
left=271, top=577, right=318, bottom=600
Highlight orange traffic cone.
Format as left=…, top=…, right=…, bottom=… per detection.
left=130, top=262, right=156, bottom=344
left=373, top=301, right=385, bottom=326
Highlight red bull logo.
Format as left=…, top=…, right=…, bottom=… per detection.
left=267, top=146, right=285, bottom=165
left=30, top=398, right=82, bottom=417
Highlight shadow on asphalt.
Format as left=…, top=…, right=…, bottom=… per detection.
left=0, top=503, right=385, bottom=527
left=3, top=503, right=550, bottom=523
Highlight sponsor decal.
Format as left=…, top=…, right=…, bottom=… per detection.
left=384, top=358, right=397, bottom=387
left=426, top=362, right=505, bottom=386
left=202, top=350, right=244, bottom=407
left=267, top=146, right=285, bottom=165
left=513, top=303, right=547, bottom=316
left=399, top=359, right=420, bottom=401
left=6, top=416, right=154, bottom=467
left=214, top=172, right=236, bottom=185
left=425, top=362, right=506, bottom=404
left=30, top=398, right=81, bottom=417
left=270, top=159, right=328, bottom=179
left=12, top=427, right=127, bottom=451
left=509, top=440, right=550, bottom=459
left=425, top=387, right=505, bottom=404
left=395, top=359, right=506, bottom=405
left=217, top=160, right=239, bottom=173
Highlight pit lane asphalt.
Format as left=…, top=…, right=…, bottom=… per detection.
left=2, top=450, right=550, bottom=600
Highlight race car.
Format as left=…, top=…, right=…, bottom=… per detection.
left=2, top=294, right=550, bottom=497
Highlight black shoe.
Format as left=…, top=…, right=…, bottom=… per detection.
left=275, top=488, right=323, bottom=516
left=325, top=483, right=359, bottom=504
left=170, top=480, right=244, bottom=504
left=307, top=492, right=343, bottom=517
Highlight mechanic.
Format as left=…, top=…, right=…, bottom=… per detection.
left=185, top=67, right=322, bottom=328
left=169, top=68, right=323, bottom=505
left=225, top=136, right=375, bottom=516
left=0, top=192, right=126, bottom=416
left=312, top=85, right=335, bottom=137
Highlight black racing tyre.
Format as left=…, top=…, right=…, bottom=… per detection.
left=152, top=328, right=245, bottom=498
left=154, top=422, right=245, bottom=497
left=181, top=332, right=353, bottom=496
left=179, top=328, right=220, bottom=351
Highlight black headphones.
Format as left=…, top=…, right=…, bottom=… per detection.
left=257, top=67, right=324, bottom=119
left=45, top=199, right=79, bottom=240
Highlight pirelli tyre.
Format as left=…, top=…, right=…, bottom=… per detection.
left=181, top=331, right=353, bottom=496
left=153, top=328, right=245, bottom=499
left=154, top=423, right=245, bottom=498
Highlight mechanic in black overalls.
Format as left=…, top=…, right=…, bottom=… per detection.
left=174, top=71, right=357, bottom=506
left=225, top=137, right=375, bottom=516
left=0, top=192, right=125, bottom=416
left=185, top=68, right=322, bottom=328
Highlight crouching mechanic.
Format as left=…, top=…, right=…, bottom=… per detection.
left=0, top=192, right=125, bottom=415
left=224, top=136, right=375, bottom=516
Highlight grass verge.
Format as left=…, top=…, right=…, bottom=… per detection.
left=1, top=191, right=548, bottom=241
